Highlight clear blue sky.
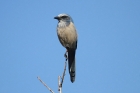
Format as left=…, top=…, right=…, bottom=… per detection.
left=0, top=0, right=140, bottom=93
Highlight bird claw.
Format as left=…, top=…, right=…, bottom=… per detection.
left=64, top=51, right=68, bottom=61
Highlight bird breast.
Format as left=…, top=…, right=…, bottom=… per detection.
left=57, top=22, right=77, bottom=49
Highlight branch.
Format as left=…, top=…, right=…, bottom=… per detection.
left=58, top=76, right=62, bottom=93
left=37, top=51, right=68, bottom=93
left=58, top=52, right=68, bottom=93
left=37, top=77, right=54, bottom=93
left=61, top=61, right=67, bottom=85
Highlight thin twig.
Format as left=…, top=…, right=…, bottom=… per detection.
left=37, top=77, right=54, bottom=93
left=58, top=52, right=68, bottom=93
left=38, top=51, right=68, bottom=93
left=61, top=61, right=67, bottom=86
left=58, top=76, right=62, bottom=93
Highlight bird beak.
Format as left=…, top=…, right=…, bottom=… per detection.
left=54, top=16, right=60, bottom=20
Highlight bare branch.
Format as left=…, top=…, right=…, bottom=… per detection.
left=38, top=51, right=68, bottom=93
left=58, top=52, right=68, bottom=93
left=58, top=76, right=62, bottom=93
left=37, top=77, right=54, bottom=93
left=61, top=61, right=67, bottom=85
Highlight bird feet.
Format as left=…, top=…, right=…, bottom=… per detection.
left=64, top=50, right=68, bottom=61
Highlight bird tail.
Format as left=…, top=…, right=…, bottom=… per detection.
left=68, top=49, right=76, bottom=83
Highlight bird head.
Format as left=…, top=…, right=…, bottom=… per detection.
left=54, top=13, right=73, bottom=23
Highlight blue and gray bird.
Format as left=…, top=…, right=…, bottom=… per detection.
left=54, top=13, right=78, bottom=83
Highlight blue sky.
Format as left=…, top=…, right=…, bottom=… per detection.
left=0, top=0, right=140, bottom=93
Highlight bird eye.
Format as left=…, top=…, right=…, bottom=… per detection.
left=61, top=16, right=67, bottom=18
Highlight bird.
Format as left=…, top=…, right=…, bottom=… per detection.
left=54, top=13, right=78, bottom=83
